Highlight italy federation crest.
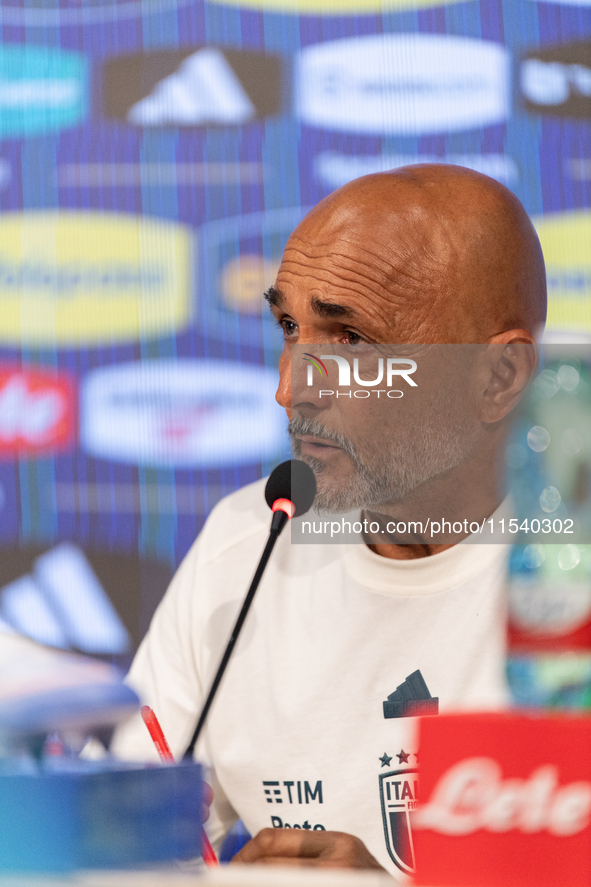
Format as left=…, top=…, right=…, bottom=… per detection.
left=379, top=768, right=418, bottom=874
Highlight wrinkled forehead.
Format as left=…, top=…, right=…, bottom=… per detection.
left=276, top=214, right=495, bottom=344
left=278, top=206, right=458, bottom=306
left=287, top=192, right=462, bottom=274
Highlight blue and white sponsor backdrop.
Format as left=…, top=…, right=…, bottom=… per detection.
left=0, top=0, right=590, bottom=658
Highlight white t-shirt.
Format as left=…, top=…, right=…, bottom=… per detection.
left=112, top=478, right=510, bottom=878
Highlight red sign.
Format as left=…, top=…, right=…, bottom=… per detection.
left=414, top=712, right=591, bottom=887
left=0, top=367, right=75, bottom=455
left=508, top=585, right=591, bottom=652
left=509, top=615, right=591, bottom=652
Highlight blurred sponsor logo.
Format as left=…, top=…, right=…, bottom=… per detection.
left=0, top=0, right=194, bottom=26
left=104, top=47, right=282, bottom=127
left=508, top=544, right=591, bottom=653
left=0, top=212, right=191, bottom=346
left=415, top=713, right=591, bottom=887
left=0, top=543, right=130, bottom=653
left=530, top=0, right=591, bottom=5
left=81, top=360, right=286, bottom=468
left=51, top=481, right=227, bottom=516
left=0, top=544, right=172, bottom=651
left=415, top=757, right=591, bottom=836
left=0, top=160, right=10, bottom=189
left=0, top=367, right=75, bottom=456
left=58, top=162, right=263, bottom=189
left=295, top=34, right=509, bottom=135
left=220, top=255, right=281, bottom=313
left=315, top=152, right=519, bottom=190
left=0, top=44, right=86, bottom=137
left=521, top=42, right=591, bottom=117
left=533, top=211, right=591, bottom=335
left=206, top=0, right=469, bottom=11
left=199, top=207, right=309, bottom=343
left=568, top=160, right=591, bottom=181
left=510, top=579, right=591, bottom=640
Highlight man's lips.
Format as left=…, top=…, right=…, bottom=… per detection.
left=296, top=435, right=343, bottom=457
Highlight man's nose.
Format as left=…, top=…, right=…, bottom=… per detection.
left=275, top=351, right=291, bottom=413
left=276, top=349, right=331, bottom=416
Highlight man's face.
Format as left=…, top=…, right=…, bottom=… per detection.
left=268, top=224, right=483, bottom=514
left=288, top=346, right=482, bottom=513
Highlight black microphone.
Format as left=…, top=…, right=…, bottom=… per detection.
left=183, top=460, right=316, bottom=759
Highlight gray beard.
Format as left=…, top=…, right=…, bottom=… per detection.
left=288, top=414, right=476, bottom=514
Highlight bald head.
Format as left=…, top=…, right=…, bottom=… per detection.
left=277, top=164, right=546, bottom=344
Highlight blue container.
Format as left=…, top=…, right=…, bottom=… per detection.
left=0, top=761, right=203, bottom=873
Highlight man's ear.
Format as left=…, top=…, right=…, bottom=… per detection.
left=480, top=331, right=538, bottom=424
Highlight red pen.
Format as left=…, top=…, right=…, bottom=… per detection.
left=141, top=705, right=219, bottom=867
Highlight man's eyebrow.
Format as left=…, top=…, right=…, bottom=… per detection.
left=264, top=285, right=285, bottom=308
left=310, top=297, right=356, bottom=319
left=263, top=288, right=357, bottom=320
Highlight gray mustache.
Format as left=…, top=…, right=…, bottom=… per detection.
left=287, top=417, right=360, bottom=464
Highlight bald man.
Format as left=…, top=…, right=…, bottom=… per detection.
left=112, top=166, right=547, bottom=876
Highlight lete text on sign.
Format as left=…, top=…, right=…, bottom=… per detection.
left=414, top=712, right=591, bottom=887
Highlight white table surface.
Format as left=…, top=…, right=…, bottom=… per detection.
left=0, top=865, right=397, bottom=887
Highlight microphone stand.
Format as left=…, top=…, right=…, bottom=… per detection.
left=183, top=509, right=289, bottom=759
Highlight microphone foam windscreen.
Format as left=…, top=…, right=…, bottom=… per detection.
left=265, top=459, right=317, bottom=518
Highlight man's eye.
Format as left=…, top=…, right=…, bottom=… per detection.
left=281, top=319, right=298, bottom=338
left=345, top=331, right=363, bottom=345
